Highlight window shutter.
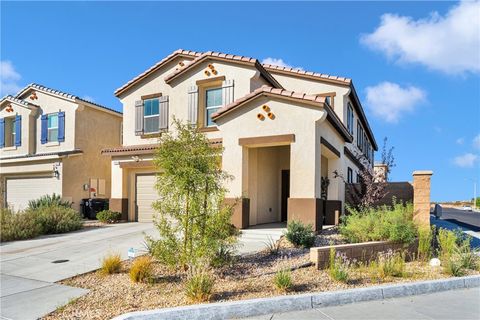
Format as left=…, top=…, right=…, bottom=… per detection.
left=0, top=118, right=4, bottom=148
left=58, top=111, right=65, bottom=142
left=15, top=115, right=21, bottom=146
left=187, top=85, right=198, bottom=125
left=222, top=79, right=234, bottom=106
left=135, top=100, right=144, bottom=136
left=159, top=96, right=169, bottom=130
left=41, top=114, right=48, bottom=144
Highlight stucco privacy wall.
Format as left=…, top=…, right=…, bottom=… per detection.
left=120, top=59, right=270, bottom=146
left=0, top=101, right=35, bottom=157
left=216, top=96, right=326, bottom=200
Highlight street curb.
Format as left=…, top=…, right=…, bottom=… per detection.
left=113, top=275, right=480, bottom=320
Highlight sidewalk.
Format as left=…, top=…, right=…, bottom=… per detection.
left=242, top=287, right=480, bottom=320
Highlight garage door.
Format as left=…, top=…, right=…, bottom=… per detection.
left=135, top=173, right=159, bottom=222
left=6, top=176, right=61, bottom=211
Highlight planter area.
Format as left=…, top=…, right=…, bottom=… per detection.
left=43, top=228, right=479, bottom=320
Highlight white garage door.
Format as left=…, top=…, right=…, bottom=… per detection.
left=6, top=176, right=61, bottom=211
left=135, top=173, right=159, bottom=222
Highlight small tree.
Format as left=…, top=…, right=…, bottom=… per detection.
left=334, top=137, right=395, bottom=211
left=146, top=119, right=236, bottom=270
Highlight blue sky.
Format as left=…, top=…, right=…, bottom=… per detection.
left=1, top=1, right=479, bottom=201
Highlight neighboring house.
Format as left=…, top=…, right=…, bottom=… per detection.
left=102, top=49, right=377, bottom=230
left=0, top=84, right=122, bottom=212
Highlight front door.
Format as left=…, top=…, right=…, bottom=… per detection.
left=281, top=170, right=290, bottom=222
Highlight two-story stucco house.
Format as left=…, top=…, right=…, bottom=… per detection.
left=102, top=49, right=377, bottom=230
left=0, top=84, right=122, bottom=211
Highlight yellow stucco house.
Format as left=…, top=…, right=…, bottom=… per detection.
left=102, top=49, right=377, bottom=230
left=0, top=84, right=122, bottom=212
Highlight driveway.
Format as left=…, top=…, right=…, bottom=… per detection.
left=0, top=223, right=156, bottom=320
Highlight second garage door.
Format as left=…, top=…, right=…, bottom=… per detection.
left=6, top=176, right=61, bottom=211
left=135, top=173, right=159, bottom=222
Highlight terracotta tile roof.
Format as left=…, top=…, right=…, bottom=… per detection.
left=114, top=49, right=202, bottom=96
left=211, top=85, right=327, bottom=120
left=211, top=86, right=353, bottom=143
left=163, top=51, right=283, bottom=89
left=15, top=83, right=122, bottom=115
left=0, top=95, right=39, bottom=108
left=262, top=64, right=351, bottom=85
left=102, top=138, right=223, bottom=156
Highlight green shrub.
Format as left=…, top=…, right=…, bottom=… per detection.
left=340, top=203, right=417, bottom=244
left=418, top=227, right=433, bottom=261
left=27, top=193, right=71, bottom=210
left=0, top=208, right=42, bottom=242
left=185, top=267, right=215, bottom=302
left=273, top=269, right=293, bottom=292
left=264, top=236, right=281, bottom=255
left=443, top=255, right=465, bottom=277
left=378, top=250, right=406, bottom=278
left=285, top=221, right=316, bottom=248
left=96, top=210, right=122, bottom=224
left=32, top=205, right=83, bottom=234
left=329, top=248, right=350, bottom=283
left=100, top=253, right=122, bottom=275
left=437, top=229, right=458, bottom=262
left=129, top=256, right=154, bottom=283
left=210, top=244, right=236, bottom=268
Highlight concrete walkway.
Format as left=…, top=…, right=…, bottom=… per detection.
left=0, top=223, right=156, bottom=320
left=242, top=287, right=480, bottom=320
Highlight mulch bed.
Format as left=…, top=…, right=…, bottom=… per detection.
left=43, top=229, right=478, bottom=320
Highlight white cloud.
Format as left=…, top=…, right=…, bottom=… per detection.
left=361, top=1, right=480, bottom=75
left=365, top=81, right=426, bottom=123
left=456, top=137, right=465, bottom=145
left=0, top=60, right=22, bottom=96
left=261, top=57, right=303, bottom=70
left=473, top=134, right=480, bottom=149
left=453, top=153, right=479, bottom=168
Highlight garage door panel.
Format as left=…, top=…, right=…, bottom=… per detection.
left=6, top=176, right=61, bottom=211
left=136, top=174, right=158, bottom=222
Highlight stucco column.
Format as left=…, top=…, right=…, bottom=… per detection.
left=412, top=170, right=433, bottom=226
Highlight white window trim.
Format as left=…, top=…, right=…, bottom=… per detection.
left=47, top=113, right=59, bottom=142
left=143, top=98, right=160, bottom=134
left=205, top=88, right=222, bottom=127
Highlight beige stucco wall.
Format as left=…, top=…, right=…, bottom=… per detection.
left=216, top=96, right=327, bottom=200
left=119, top=58, right=269, bottom=146
left=0, top=101, right=36, bottom=157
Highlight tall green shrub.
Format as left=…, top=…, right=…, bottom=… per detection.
left=27, top=194, right=72, bottom=210
left=285, top=221, right=316, bottom=248
left=339, top=203, right=417, bottom=244
left=146, top=119, right=237, bottom=270
left=0, top=208, right=42, bottom=241
left=32, top=205, right=83, bottom=234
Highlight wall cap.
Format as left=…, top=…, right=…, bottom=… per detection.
left=413, top=170, right=433, bottom=176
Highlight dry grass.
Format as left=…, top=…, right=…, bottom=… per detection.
left=43, top=230, right=479, bottom=320
left=100, top=253, right=122, bottom=276
left=129, top=256, right=154, bottom=283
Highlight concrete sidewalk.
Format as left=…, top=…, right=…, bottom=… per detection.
left=243, top=287, right=480, bottom=320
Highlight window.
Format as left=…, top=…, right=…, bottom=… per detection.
left=347, top=167, right=353, bottom=183
left=347, top=103, right=354, bottom=135
left=357, top=120, right=364, bottom=151
left=47, top=113, right=59, bottom=142
left=4, top=117, right=15, bottom=147
left=205, top=87, right=222, bottom=127
left=143, top=98, right=160, bottom=134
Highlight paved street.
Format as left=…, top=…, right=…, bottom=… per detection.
left=243, top=287, right=480, bottom=320
left=440, top=207, right=480, bottom=231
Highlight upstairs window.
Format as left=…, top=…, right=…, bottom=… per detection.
left=47, top=113, right=59, bottom=142
left=347, top=103, right=354, bottom=135
left=205, top=88, right=222, bottom=127
left=347, top=167, right=353, bottom=183
left=357, top=120, right=364, bottom=151
left=143, top=98, right=160, bottom=134
left=2, top=117, right=16, bottom=147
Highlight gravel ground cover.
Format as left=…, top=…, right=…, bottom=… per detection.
left=44, top=229, right=478, bottom=320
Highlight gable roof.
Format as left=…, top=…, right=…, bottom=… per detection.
left=163, top=51, right=283, bottom=89
left=0, top=95, right=39, bottom=109
left=15, top=83, right=122, bottom=116
left=262, top=64, right=351, bottom=86
left=212, top=86, right=353, bottom=143
left=114, top=49, right=202, bottom=97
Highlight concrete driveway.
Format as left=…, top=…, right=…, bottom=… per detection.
left=0, top=223, right=156, bottom=320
